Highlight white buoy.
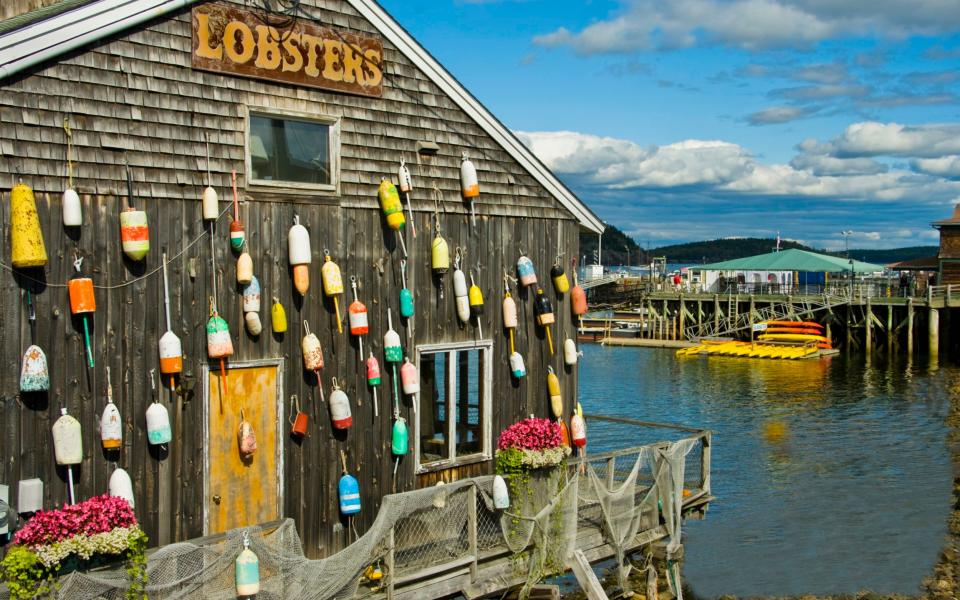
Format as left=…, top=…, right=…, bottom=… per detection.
left=236, top=532, right=260, bottom=596
left=109, top=467, right=135, bottom=509
left=493, top=475, right=509, bottom=509
left=564, top=338, right=579, bottom=366
left=52, top=408, right=82, bottom=504
left=146, top=402, right=172, bottom=445
left=100, top=367, right=122, bottom=450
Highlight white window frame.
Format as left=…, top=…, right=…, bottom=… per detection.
left=414, top=340, right=494, bottom=474
left=244, top=105, right=340, bottom=194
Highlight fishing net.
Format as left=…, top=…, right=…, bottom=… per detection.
left=0, top=436, right=702, bottom=600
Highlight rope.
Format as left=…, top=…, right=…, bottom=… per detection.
left=0, top=200, right=234, bottom=289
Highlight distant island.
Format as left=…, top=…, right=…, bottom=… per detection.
left=579, top=225, right=936, bottom=266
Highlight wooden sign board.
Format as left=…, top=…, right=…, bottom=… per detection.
left=192, top=3, right=383, bottom=98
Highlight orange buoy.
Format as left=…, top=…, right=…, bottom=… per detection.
left=349, top=277, right=368, bottom=359
left=460, top=152, right=479, bottom=227
left=288, top=215, right=311, bottom=296
left=121, top=165, right=149, bottom=261
left=68, top=256, right=96, bottom=367
left=159, top=253, right=183, bottom=387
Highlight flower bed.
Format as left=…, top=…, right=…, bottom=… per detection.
left=1, top=494, right=148, bottom=600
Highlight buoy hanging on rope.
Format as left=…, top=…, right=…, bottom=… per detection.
left=301, top=320, right=326, bottom=402
left=321, top=250, right=345, bottom=333
left=339, top=450, right=361, bottom=515
left=571, top=258, right=588, bottom=329
left=236, top=250, right=253, bottom=285
left=120, top=164, right=149, bottom=261
left=468, top=270, right=484, bottom=339
left=401, top=358, right=420, bottom=397
left=242, top=276, right=261, bottom=336
left=547, top=367, right=563, bottom=418
left=159, top=253, right=183, bottom=389
left=399, top=259, right=414, bottom=320
left=385, top=309, right=403, bottom=428
left=558, top=418, right=570, bottom=447
left=68, top=256, right=96, bottom=368
left=571, top=403, right=586, bottom=449
left=289, top=395, right=308, bottom=437
left=431, top=210, right=450, bottom=299
left=109, top=467, right=135, bottom=509
left=271, top=297, right=287, bottom=334
left=235, top=531, right=260, bottom=597
left=229, top=170, right=245, bottom=252
left=460, top=152, right=479, bottom=227
left=238, top=410, right=257, bottom=456
left=206, top=298, right=233, bottom=394
left=551, top=257, right=570, bottom=295
left=564, top=338, right=579, bottom=366
left=62, top=118, right=82, bottom=227
left=493, top=475, right=509, bottom=509
left=288, top=215, right=311, bottom=296
left=202, top=134, right=218, bottom=221
left=10, top=179, right=48, bottom=268
left=348, top=277, right=368, bottom=359
left=453, top=249, right=469, bottom=324
left=378, top=178, right=408, bottom=257
left=517, top=251, right=537, bottom=287
left=398, top=159, right=416, bottom=238
left=502, top=276, right=525, bottom=378
left=20, top=345, right=49, bottom=392
left=100, top=366, right=121, bottom=450
left=510, top=351, right=526, bottom=379
left=534, top=288, right=555, bottom=355
left=52, top=407, right=82, bottom=504
left=146, top=398, right=172, bottom=445
left=329, top=377, right=353, bottom=429
left=367, top=352, right=381, bottom=418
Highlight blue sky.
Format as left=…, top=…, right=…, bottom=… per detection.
left=379, top=0, right=960, bottom=250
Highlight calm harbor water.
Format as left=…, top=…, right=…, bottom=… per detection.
left=578, top=344, right=954, bottom=598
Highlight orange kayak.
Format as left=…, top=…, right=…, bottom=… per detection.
left=764, top=327, right=825, bottom=335
left=758, top=333, right=831, bottom=344
left=763, top=320, right=823, bottom=329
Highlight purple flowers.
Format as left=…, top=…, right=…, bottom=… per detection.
left=497, top=418, right=563, bottom=451
left=13, top=494, right=138, bottom=547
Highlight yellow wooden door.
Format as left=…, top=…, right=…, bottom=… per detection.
left=206, top=363, right=282, bottom=534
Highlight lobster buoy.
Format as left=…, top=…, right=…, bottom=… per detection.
left=502, top=289, right=518, bottom=329
left=321, top=251, right=345, bottom=333
left=330, top=377, right=353, bottom=429
left=378, top=178, right=406, bottom=231
left=547, top=367, right=562, bottom=418
left=509, top=351, right=526, bottom=379
left=401, top=358, right=420, bottom=396
left=400, top=260, right=414, bottom=319
left=146, top=401, right=172, bottom=445
left=206, top=311, right=234, bottom=360
left=558, top=418, right=570, bottom=447
left=100, top=367, right=121, bottom=450
left=367, top=352, right=381, bottom=418
left=534, top=288, right=556, bottom=354
left=392, top=417, right=409, bottom=455
left=288, top=215, right=311, bottom=296
left=432, top=233, right=450, bottom=274
left=238, top=417, right=257, bottom=456
left=453, top=258, right=469, bottom=324
left=493, top=475, right=509, bottom=509
left=571, top=407, right=587, bottom=448
left=468, top=273, right=483, bottom=318
left=242, top=276, right=261, bottom=313
left=460, top=153, right=479, bottom=226
left=384, top=309, right=403, bottom=363
left=68, top=257, right=96, bottom=367
left=121, top=166, right=149, bottom=261
left=564, top=338, right=579, bottom=366
left=348, top=277, right=368, bottom=358
left=271, top=297, right=287, bottom=333
left=398, top=159, right=417, bottom=237
left=159, top=253, right=183, bottom=385
left=235, top=537, right=260, bottom=597
left=10, top=180, right=48, bottom=268
left=229, top=170, right=245, bottom=251
left=109, top=468, right=135, bottom=509
left=571, top=259, right=588, bottom=317
left=517, top=253, right=537, bottom=287
left=551, top=259, right=570, bottom=295
left=52, top=408, right=82, bottom=465
left=339, top=451, right=361, bottom=515
left=301, top=321, right=324, bottom=371
left=245, top=312, right=262, bottom=336
left=202, top=185, right=218, bottom=221
left=290, top=395, right=308, bottom=437
left=19, top=345, right=49, bottom=392
left=236, top=251, right=253, bottom=285
left=62, top=188, right=82, bottom=228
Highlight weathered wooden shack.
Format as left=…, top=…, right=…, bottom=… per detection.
left=0, top=0, right=604, bottom=556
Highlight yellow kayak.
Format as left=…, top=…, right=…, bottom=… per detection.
left=758, top=333, right=831, bottom=344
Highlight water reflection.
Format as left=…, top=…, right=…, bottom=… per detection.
left=578, top=345, right=952, bottom=598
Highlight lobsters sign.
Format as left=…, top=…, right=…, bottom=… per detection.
left=192, top=4, right=383, bottom=98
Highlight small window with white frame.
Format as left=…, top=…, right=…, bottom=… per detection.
left=415, top=341, right=493, bottom=473
left=246, top=108, right=339, bottom=192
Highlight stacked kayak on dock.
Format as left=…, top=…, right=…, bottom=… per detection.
left=677, top=320, right=834, bottom=360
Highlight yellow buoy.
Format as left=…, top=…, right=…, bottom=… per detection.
left=10, top=181, right=48, bottom=268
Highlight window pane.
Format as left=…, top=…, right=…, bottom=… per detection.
left=249, top=114, right=331, bottom=185
left=419, top=352, right=448, bottom=465
left=455, top=349, right=483, bottom=457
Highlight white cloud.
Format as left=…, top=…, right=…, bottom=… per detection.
left=912, top=156, right=960, bottom=178
left=827, top=122, right=960, bottom=158
left=789, top=154, right=888, bottom=176
left=748, top=106, right=816, bottom=125
left=533, top=0, right=960, bottom=53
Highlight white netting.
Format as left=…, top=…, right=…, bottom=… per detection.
left=0, top=435, right=704, bottom=600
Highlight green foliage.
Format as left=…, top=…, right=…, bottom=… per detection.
left=579, top=224, right=642, bottom=266
left=124, top=528, right=149, bottom=600
left=1, top=545, right=59, bottom=599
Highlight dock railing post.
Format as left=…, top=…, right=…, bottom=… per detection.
left=606, top=456, right=615, bottom=490
left=468, top=484, right=478, bottom=583
left=700, top=432, right=711, bottom=496
left=387, top=527, right=396, bottom=600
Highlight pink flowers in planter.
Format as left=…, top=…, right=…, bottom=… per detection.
left=498, top=418, right=563, bottom=452
left=14, top=494, right=137, bottom=548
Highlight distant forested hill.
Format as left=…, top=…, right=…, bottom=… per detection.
left=577, top=232, right=937, bottom=266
